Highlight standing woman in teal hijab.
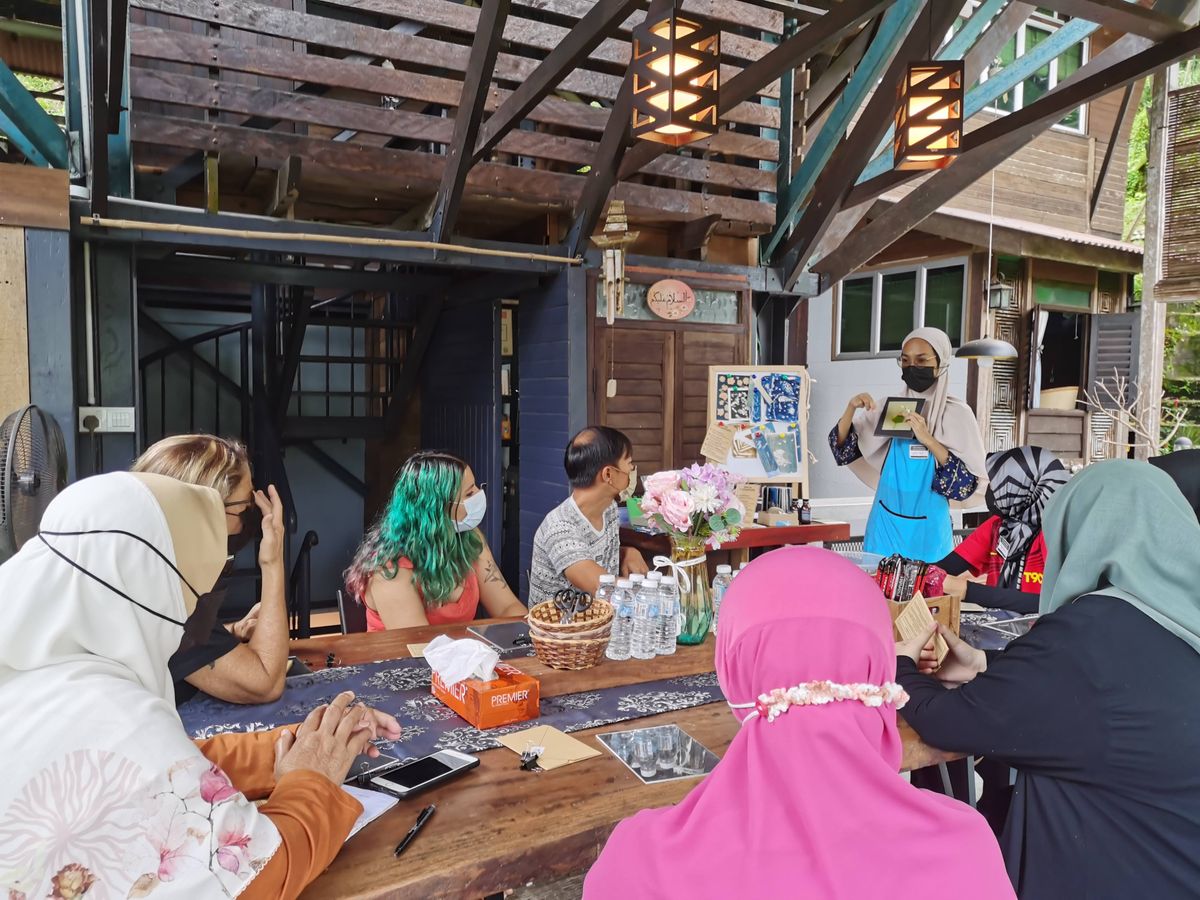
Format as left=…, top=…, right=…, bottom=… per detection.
left=894, top=461, right=1200, bottom=899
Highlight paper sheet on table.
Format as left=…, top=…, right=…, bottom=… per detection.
left=407, top=643, right=429, bottom=658
left=894, top=592, right=947, bottom=664
left=701, top=423, right=735, bottom=463
left=342, top=784, right=398, bottom=842
left=497, top=725, right=602, bottom=771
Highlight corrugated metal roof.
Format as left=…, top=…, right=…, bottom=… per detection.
left=0, top=32, right=62, bottom=79
left=930, top=203, right=1144, bottom=257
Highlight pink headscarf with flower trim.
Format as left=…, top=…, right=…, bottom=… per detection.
left=584, top=546, right=1014, bottom=900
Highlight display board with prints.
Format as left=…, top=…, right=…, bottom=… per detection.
left=704, top=365, right=810, bottom=490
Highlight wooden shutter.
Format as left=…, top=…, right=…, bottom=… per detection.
left=594, top=328, right=675, bottom=476
left=1087, top=311, right=1141, bottom=409
left=677, top=331, right=744, bottom=466
left=1160, top=85, right=1200, bottom=297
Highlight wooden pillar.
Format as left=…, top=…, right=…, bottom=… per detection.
left=1136, top=65, right=1173, bottom=460
left=0, top=226, right=30, bottom=410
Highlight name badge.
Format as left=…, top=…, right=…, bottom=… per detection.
left=908, top=444, right=930, bottom=460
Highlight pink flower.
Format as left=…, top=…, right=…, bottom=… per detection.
left=158, top=844, right=186, bottom=881
left=657, top=489, right=695, bottom=532
left=641, top=470, right=680, bottom=499
left=199, top=766, right=237, bottom=805
left=215, top=849, right=241, bottom=874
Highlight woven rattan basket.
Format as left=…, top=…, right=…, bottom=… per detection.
left=526, top=598, right=613, bottom=669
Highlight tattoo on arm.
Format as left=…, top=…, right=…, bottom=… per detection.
left=482, top=558, right=505, bottom=585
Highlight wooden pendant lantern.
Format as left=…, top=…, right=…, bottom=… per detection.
left=630, top=10, right=720, bottom=147
left=893, top=60, right=964, bottom=171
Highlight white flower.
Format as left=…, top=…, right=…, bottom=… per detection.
left=689, top=483, right=721, bottom=515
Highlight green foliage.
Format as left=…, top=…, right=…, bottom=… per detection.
left=14, top=73, right=65, bottom=118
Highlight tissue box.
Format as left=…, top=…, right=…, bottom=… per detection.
left=431, top=662, right=540, bottom=729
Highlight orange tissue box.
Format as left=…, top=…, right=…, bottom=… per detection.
left=430, top=662, right=541, bottom=730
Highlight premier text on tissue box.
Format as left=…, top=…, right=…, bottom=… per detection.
left=431, top=662, right=541, bottom=729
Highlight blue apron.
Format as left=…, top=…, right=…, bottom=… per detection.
left=863, top=439, right=953, bottom=562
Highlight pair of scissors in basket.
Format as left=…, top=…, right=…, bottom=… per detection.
left=553, top=589, right=592, bottom=624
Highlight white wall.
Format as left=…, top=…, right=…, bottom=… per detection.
left=806, top=289, right=973, bottom=535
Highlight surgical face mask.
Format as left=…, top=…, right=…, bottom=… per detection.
left=901, top=365, right=939, bottom=394
left=617, top=465, right=638, bottom=503
left=455, top=490, right=487, bottom=533
left=225, top=502, right=261, bottom=557
left=37, top=528, right=221, bottom=654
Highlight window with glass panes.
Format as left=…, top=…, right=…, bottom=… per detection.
left=836, top=261, right=966, bottom=358
left=951, top=6, right=1087, bottom=132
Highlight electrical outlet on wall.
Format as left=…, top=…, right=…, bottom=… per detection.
left=78, top=407, right=136, bottom=433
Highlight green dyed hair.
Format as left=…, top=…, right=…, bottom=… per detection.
left=345, top=451, right=482, bottom=606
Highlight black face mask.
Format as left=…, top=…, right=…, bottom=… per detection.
left=901, top=365, right=939, bottom=394
left=227, top=505, right=261, bottom=557
left=38, top=528, right=220, bottom=655
left=985, top=485, right=1004, bottom=518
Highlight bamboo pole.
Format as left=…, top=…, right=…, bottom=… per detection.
left=79, top=216, right=584, bottom=266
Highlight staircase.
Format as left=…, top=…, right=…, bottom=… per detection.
left=138, top=285, right=415, bottom=635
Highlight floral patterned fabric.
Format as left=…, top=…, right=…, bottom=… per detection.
left=828, top=425, right=978, bottom=501
left=181, top=659, right=726, bottom=763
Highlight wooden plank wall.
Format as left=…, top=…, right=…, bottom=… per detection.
left=127, top=0, right=786, bottom=233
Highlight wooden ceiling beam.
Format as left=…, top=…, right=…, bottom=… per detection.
left=426, top=0, right=511, bottom=242
left=962, top=1, right=1034, bottom=83
left=776, top=0, right=964, bottom=279
left=471, top=0, right=644, bottom=166
left=809, top=22, right=1200, bottom=289
left=617, top=0, right=888, bottom=181
left=1034, top=0, right=1189, bottom=41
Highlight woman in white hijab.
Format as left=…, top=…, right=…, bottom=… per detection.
left=0, top=472, right=395, bottom=899
left=831, top=327, right=987, bottom=561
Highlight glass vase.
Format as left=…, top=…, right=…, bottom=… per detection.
left=672, top=534, right=712, bottom=645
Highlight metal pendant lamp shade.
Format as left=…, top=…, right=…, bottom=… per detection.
left=893, top=60, right=964, bottom=170
left=631, top=10, right=720, bottom=147
left=955, top=338, right=1019, bottom=359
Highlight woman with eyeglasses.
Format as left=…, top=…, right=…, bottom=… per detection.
left=345, top=450, right=526, bottom=629
left=830, top=327, right=988, bottom=561
left=133, top=434, right=290, bottom=706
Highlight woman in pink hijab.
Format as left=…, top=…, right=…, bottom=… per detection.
left=584, top=546, right=1013, bottom=900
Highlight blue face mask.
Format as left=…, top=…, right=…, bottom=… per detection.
left=455, top=490, right=487, bottom=533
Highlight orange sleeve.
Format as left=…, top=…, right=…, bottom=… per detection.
left=194, top=726, right=298, bottom=800
left=241, top=770, right=364, bottom=900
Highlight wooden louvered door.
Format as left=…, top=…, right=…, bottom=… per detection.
left=1161, top=84, right=1200, bottom=298
left=677, top=331, right=745, bottom=464
left=594, top=329, right=676, bottom=476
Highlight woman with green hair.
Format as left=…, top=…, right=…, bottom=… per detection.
left=345, top=451, right=525, bottom=629
left=894, top=460, right=1200, bottom=898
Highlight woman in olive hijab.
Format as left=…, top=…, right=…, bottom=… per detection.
left=896, top=461, right=1200, bottom=899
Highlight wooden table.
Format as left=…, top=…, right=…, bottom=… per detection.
left=292, top=619, right=955, bottom=900
left=622, top=520, right=852, bottom=576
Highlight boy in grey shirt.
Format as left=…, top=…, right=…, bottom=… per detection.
left=529, top=426, right=649, bottom=606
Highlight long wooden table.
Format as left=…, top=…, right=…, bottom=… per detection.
left=291, top=619, right=955, bottom=899
left=621, top=520, right=852, bottom=575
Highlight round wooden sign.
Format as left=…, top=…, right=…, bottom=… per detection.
left=646, top=279, right=697, bottom=320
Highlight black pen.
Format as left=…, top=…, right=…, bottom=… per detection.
left=393, top=805, right=436, bottom=858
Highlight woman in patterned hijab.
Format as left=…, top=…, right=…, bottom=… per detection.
left=936, top=446, right=1070, bottom=613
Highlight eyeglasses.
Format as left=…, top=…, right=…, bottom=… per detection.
left=896, top=355, right=939, bottom=369
left=223, top=498, right=254, bottom=513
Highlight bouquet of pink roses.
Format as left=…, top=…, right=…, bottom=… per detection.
left=640, top=463, right=746, bottom=547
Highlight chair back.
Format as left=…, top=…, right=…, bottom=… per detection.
left=337, top=589, right=368, bottom=635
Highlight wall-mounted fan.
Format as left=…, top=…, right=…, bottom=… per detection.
left=0, top=405, right=68, bottom=563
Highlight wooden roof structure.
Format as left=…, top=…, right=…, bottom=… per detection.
left=45, top=0, right=1200, bottom=289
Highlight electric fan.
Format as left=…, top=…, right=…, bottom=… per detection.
left=0, top=405, right=68, bottom=563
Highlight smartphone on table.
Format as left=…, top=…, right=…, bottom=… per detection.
left=367, top=750, right=480, bottom=799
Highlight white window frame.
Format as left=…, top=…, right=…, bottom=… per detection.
left=970, top=6, right=1089, bottom=135
left=834, top=257, right=968, bottom=360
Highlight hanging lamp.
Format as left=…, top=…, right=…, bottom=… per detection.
left=893, top=60, right=964, bottom=170
left=630, top=9, right=720, bottom=146
left=957, top=170, right=1018, bottom=362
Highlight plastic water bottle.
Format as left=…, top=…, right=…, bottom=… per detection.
left=711, top=564, right=733, bottom=635
left=606, top=579, right=634, bottom=661
left=630, top=579, right=659, bottom=660
left=594, top=573, right=616, bottom=607
left=629, top=573, right=646, bottom=590
left=656, top=575, right=680, bottom=656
